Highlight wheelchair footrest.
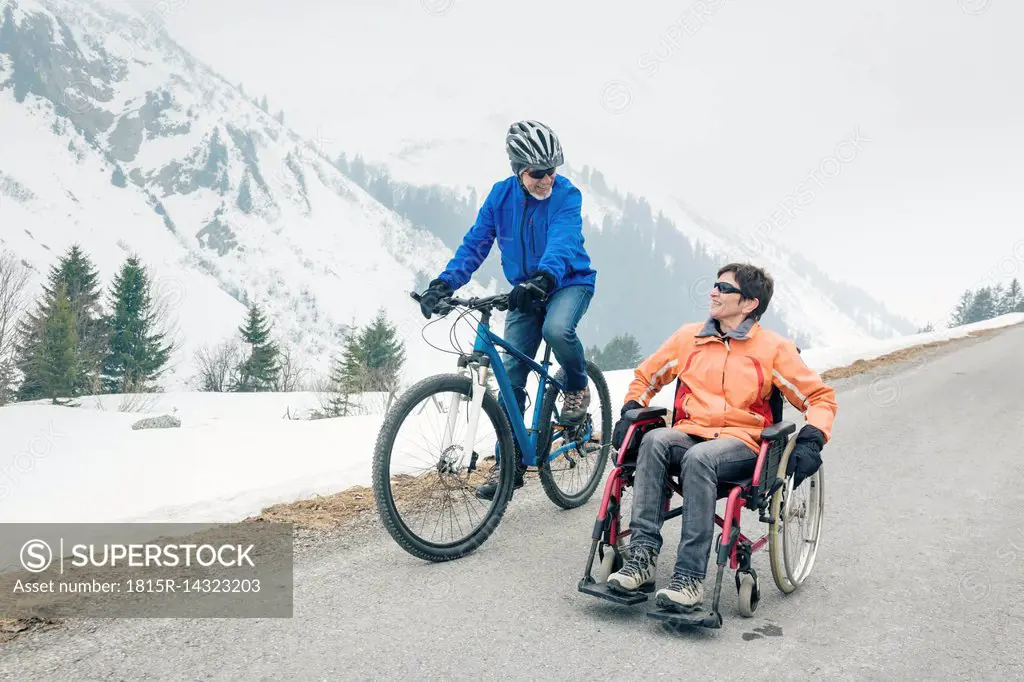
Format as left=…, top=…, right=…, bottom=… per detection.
left=647, top=607, right=723, bottom=630
left=578, top=580, right=651, bottom=605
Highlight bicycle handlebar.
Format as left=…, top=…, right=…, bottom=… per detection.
left=411, top=282, right=549, bottom=317
left=411, top=291, right=509, bottom=312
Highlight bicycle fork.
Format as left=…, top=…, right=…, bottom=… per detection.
left=442, top=359, right=491, bottom=472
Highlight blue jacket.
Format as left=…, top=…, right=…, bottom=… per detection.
left=437, top=175, right=597, bottom=293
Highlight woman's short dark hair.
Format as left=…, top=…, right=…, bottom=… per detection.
left=718, top=263, right=774, bottom=320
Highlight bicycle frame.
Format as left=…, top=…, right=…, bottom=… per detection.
left=469, top=315, right=586, bottom=468
left=416, top=289, right=592, bottom=472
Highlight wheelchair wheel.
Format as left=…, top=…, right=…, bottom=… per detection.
left=372, top=373, right=517, bottom=562
left=736, top=571, right=760, bottom=617
left=535, top=361, right=613, bottom=509
left=768, top=439, right=825, bottom=593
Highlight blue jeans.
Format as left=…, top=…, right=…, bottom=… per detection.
left=629, top=429, right=757, bottom=579
left=495, top=285, right=593, bottom=463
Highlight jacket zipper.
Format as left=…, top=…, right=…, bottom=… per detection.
left=519, top=194, right=529, bottom=281
left=721, top=338, right=730, bottom=425
left=528, top=213, right=536, bottom=256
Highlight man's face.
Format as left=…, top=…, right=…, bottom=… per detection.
left=709, top=271, right=755, bottom=320
left=520, top=167, right=556, bottom=199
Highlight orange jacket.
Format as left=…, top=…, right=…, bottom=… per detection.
left=624, top=317, right=837, bottom=453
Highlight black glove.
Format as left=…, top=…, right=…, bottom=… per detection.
left=612, top=400, right=644, bottom=450
left=418, top=278, right=453, bottom=319
left=786, top=424, right=825, bottom=488
left=508, top=271, right=555, bottom=313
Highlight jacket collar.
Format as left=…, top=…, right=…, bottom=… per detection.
left=695, top=316, right=758, bottom=343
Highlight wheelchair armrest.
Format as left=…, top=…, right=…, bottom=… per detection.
left=760, top=421, right=795, bottom=442
left=623, top=406, right=668, bottom=424
left=617, top=407, right=668, bottom=467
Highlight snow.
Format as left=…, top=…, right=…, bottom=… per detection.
left=0, top=0, right=488, bottom=391
left=0, top=390, right=388, bottom=526
left=0, top=3, right=1017, bottom=533
left=2, top=314, right=1019, bottom=527
left=798, top=312, right=1024, bottom=375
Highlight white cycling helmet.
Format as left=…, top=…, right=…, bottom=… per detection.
left=506, top=120, right=564, bottom=172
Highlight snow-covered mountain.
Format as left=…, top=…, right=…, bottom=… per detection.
left=0, top=0, right=483, bottom=389
left=0, top=0, right=915, bottom=394
left=344, top=149, right=917, bottom=352
left=329, top=110, right=917, bottom=348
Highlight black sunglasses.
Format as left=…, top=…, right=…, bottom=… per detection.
left=526, top=167, right=556, bottom=179
left=713, top=281, right=746, bottom=296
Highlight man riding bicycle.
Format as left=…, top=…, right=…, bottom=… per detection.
left=606, top=263, right=837, bottom=613
left=416, top=120, right=598, bottom=501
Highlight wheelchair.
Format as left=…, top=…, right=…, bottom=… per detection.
left=577, top=380, right=825, bottom=630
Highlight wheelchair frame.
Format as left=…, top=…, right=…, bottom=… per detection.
left=577, top=380, right=825, bottom=630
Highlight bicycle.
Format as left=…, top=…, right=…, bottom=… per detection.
left=371, top=288, right=613, bottom=562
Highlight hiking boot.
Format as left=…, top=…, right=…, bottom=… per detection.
left=655, top=573, right=704, bottom=612
left=607, top=544, right=657, bottom=593
left=474, top=462, right=525, bottom=501
left=561, top=386, right=591, bottom=423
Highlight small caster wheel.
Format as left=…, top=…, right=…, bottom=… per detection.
left=737, top=571, right=760, bottom=618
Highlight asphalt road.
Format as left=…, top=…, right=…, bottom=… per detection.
left=3, top=324, right=1023, bottom=680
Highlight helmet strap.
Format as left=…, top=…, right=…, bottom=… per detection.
left=511, top=163, right=528, bottom=192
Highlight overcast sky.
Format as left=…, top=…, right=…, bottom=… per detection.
left=142, top=0, right=1022, bottom=324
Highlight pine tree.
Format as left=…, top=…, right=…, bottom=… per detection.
left=324, top=311, right=407, bottom=415
left=949, top=289, right=974, bottom=327
left=15, top=244, right=105, bottom=399
left=358, top=309, right=406, bottom=413
left=33, top=281, right=78, bottom=404
left=101, top=256, right=172, bottom=393
left=325, top=330, right=365, bottom=416
left=0, top=358, right=15, bottom=405
left=237, top=172, right=254, bottom=213
left=334, top=152, right=349, bottom=174
left=991, top=283, right=1006, bottom=315
left=1001, top=278, right=1022, bottom=314
left=358, top=309, right=407, bottom=389
left=349, top=155, right=367, bottom=187
left=233, top=303, right=279, bottom=392
left=598, top=333, right=643, bottom=371
left=965, top=286, right=996, bottom=324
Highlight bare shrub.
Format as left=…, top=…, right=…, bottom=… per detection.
left=192, top=339, right=243, bottom=392
left=273, top=344, right=308, bottom=392
left=0, top=251, right=32, bottom=404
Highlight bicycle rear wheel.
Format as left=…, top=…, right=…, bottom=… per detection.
left=535, top=361, right=613, bottom=509
left=372, top=373, right=516, bottom=562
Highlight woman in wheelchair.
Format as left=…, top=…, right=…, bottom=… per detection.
left=605, top=263, right=837, bottom=613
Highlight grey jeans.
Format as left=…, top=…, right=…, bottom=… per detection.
left=628, top=428, right=758, bottom=579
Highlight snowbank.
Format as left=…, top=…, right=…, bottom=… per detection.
left=0, top=398, right=386, bottom=525
left=0, top=314, right=1020, bottom=526
left=798, top=313, right=1024, bottom=375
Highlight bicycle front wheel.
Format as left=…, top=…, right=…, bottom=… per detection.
left=536, top=361, right=613, bottom=509
left=372, top=373, right=517, bottom=562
